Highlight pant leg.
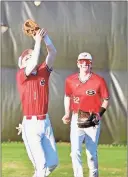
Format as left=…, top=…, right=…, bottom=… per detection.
left=22, top=120, right=36, bottom=169
left=84, top=122, right=101, bottom=177
left=70, top=113, right=85, bottom=177
left=41, top=115, right=59, bottom=176
left=22, top=116, right=47, bottom=177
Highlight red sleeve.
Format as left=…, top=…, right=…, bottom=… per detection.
left=38, top=62, right=53, bottom=75
left=16, top=69, right=27, bottom=85
left=65, top=78, right=72, bottom=97
left=100, top=78, right=110, bottom=100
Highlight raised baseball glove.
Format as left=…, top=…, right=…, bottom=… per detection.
left=77, top=110, right=99, bottom=128
left=23, top=19, right=40, bottom=37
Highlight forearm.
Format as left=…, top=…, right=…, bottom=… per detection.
left=44, top=35, right=57, bottom=68
left=101, top=99, right=109, bottom=109
left=44, top=35, right=57, bottom=53
left=99, top=99, right=109, bottom=116
left=64, top=95, right=71, bottom=115
left=25, top=41, right=41, bottom=76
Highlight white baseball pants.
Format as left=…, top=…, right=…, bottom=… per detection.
left=70, top=113, right=101, bottom=177
left=22, top=114, right=58, bottom=177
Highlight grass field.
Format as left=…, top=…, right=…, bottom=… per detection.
left=2, top=142, right=127, bottom=177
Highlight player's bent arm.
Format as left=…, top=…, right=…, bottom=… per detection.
left=44, top=35, right=57, bottom=69
left=25, top=41, right=41, bottom=76
left=64, top=94, right=71, bottom=116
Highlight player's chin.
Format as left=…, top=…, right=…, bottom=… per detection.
left=19, top=64, right=25, bottom=69
left=22, top=64, right=27, bottom=69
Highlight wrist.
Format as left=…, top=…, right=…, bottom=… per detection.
left=35, top=40, right=42, bottom=46
left=65, top=112, right=70, bottom=117
left=43, top=35, right=52, bottom=46
left=99, top=107, right=106, bottom=117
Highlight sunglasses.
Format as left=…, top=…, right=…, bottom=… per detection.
left=78, top=59, right=92, bottom=65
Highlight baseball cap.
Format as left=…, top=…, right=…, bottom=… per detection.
left=20, top=49, right=33, bottom=60
left=78, top=52, right=92, bottom=60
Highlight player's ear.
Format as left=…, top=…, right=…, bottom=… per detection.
left=77, top=61, right=80, bottom=68
left=90, top=64, right=92, bottom=70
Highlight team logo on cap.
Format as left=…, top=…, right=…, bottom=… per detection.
left=86, top=90, right=96, bottom=96
left=40, top=78, right=45, bottom=86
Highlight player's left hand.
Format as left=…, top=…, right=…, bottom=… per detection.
left=16, top=124, right=23, bottom=135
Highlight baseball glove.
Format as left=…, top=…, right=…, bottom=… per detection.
left=77, top=110, right=99, bottom=128
left=23, top=19, right=40, bottom=37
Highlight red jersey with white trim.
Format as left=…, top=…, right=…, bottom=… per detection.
left=65, top=72, right=109, bottom=113
left=16, top=62, right=52, bottom=116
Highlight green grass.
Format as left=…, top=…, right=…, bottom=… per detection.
left=2, top=142, right=127, bottom=177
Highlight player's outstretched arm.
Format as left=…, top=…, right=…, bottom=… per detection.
left=43, top=32, right=57, bottom=69
left=25, top=29, right=45, bottom=76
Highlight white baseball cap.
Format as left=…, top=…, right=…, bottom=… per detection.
left=78, top=52, right=92, bottom=60
left=18, top=49, right=33, bottom=68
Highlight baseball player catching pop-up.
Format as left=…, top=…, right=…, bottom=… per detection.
left=62, top=52, right=109, bottom=177
left=16, top=27, right=58, bottom=177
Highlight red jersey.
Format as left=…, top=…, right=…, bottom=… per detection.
left=16, top=62, right=52, bottom=116
left=65, top=72, right=109, bottom=113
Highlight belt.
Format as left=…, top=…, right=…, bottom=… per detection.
left=25, top=115, right=46, bottom=120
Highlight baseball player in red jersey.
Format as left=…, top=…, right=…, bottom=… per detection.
left=16, top=29, right=58, bottom=177
left=62, top=52, right=109, bottom=177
